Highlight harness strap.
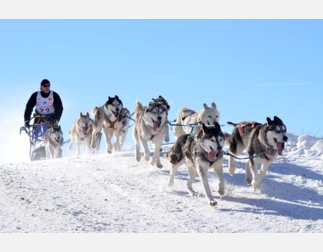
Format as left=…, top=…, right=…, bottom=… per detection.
left=109, top=119, right=118, bottom=129
left=223, top=151, right=265, bottom=160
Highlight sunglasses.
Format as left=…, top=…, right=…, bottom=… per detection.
left=41, top=84, right=50, bottom=88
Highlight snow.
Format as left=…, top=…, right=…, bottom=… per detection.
left=0, top=133, right=322, bottom=235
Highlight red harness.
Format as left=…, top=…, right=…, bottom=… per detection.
left=109, top=119, right=118, bottom=129
left=238, top=122, right=258, bottom=136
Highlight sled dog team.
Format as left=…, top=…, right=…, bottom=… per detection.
left=66, top=95, right=288, bottom=206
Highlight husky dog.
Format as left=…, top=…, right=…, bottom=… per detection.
left=44, top=124, right=64, bottom=159
left=113, top=107, right=131, bottom=151
left=225, top=116, right=288, bottom=190
left=173, top=103, right=220, bottom=139
left=91, top=95, right=124, bottom=154
left=68, top=112, right=94, bottom=155
left=133, top=95, right=170, bottom=168
left=167, top=123, right=225, bottom=206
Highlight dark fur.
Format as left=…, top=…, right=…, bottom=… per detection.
left=225, top=116, right=288, bottom=189
left=167, top=123, right=225, bottom=206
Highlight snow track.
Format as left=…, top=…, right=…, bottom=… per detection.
left=0, top=146, right=322, bottom=232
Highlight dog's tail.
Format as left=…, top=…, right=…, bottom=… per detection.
left=135, top=101, right=144, bottom=120
left=173, top=107, right=190, bottom=138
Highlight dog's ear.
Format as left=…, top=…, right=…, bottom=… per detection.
left=211, top=102, right=217, bottom=110
left=80, top=112, right=83, bottom=117
left=86, top=112, right=89, bottom=117
left=115, top=95, right=119, bottom=100
left=273, top=116, right=283, bottom=124
left=266, top=117, right=273, bottom=125
left=214, top=122, right=221, bottom=131
left=203, top=103, right=208, bottom=110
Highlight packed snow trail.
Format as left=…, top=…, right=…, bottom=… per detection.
left=0, top=138, right=322, bottom=232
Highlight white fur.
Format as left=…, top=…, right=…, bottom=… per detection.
left=69, top=112, right=94, bottom=156
left=173, top=102, right=220, bottom=139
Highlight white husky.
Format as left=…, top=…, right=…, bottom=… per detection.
left=69, top=112, right=94, bottom=155
left=173, top=103, right=220, bottom=139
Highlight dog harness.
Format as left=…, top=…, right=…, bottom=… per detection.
left=237, top=122, right=261, bottom=136
left=36, top=91, right=55, bottom=115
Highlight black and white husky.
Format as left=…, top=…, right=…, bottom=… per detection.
left=44, top=124, right=64, bottom=159
left=91, top=95, right=126, bottom=153
left=225, top=116, right=288, bottom=190
left=167, top=122, right=225, bottom=206
left=133, top=96, right=170, bottom=168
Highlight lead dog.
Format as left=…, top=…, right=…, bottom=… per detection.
left=91, top=95, right=125, bottom=154
left=69, top=112, right=94, bottom=155
left=44, top=124, right=64, bottom=159
left=167, top=123, right=225, bottom=206
left=225, top=116, right=288, bottom=190
left=133, top=96, right=170, bottom=168
left=173, top=103, right=220, bottom=139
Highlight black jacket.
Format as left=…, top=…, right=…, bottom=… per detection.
left=24, top=91, right=63, bottom=125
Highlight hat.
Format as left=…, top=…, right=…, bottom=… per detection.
left=40, top=79, right=50, bottom=86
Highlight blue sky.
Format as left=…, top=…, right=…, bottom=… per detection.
left=0, top=19, right=322, bottom=148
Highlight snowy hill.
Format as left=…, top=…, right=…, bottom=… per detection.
left=0, top=134, right=322, bottom=233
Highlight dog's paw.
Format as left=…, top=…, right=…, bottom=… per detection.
left=209, top=200, right=218, bottom=207
left=145, top=154, right=150, bottom=161
left=189, top=191, right=198, bottom=197
left=229, top=166, right=235, bottom=176
left=156, top=162, right=163, bottom=169
left=252, top=180, right=260, bottom=191
left=218, top=188, right=225, bottom=196
left=168, top=181, right=174, bottom=187
left=246, top=176, right=252, bottom=185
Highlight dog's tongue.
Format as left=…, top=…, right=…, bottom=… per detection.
left=208, top=150, right=217, bottom=161
left=277, top=142, right=284, bottom=155
left=153, top=121, right=159, bottom=131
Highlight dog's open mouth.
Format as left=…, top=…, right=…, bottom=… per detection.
left=208, top=150, right=219, bottom=161
left=83, top=126, right=90, bottom=134
left=274, top=138, right=285, bottom=155
left=152, top=119, right=161, bottom=131
left=112, top=110, right=119, bottom=117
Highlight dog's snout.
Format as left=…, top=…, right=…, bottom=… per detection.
left=116, top=108, right=120, bottom=112
left=283, top=136, right=288, bottom=142
left=217, top=146, right=222, bottom=151
left=157, top=116, right=162, bottom=121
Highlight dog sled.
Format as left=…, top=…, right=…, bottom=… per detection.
left=20, top=114, right=61, bottom=161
